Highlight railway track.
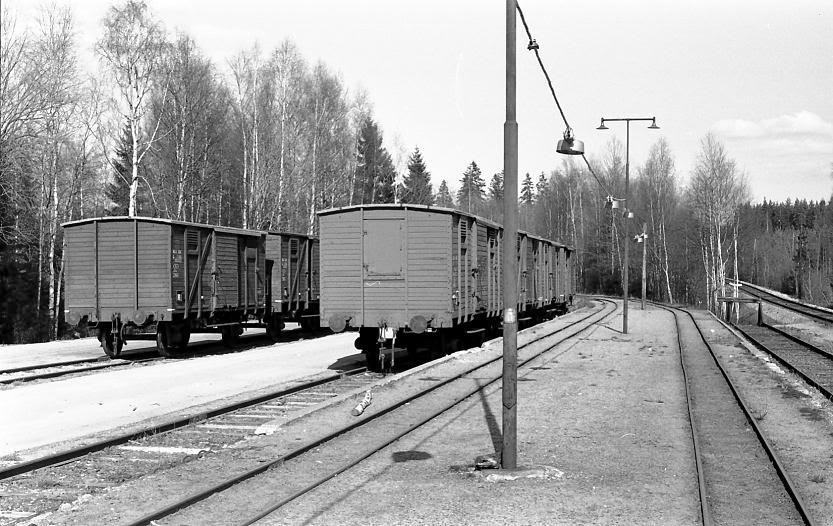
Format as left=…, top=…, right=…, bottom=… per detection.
left=43, top=300, right=616, bottom=526
left=0, top=327, right=323, bottom=388
left=739, top=281, right=833, bottom=324
left=0, top=366, right=375, bottom=525
left=733, top=322, right=833, bottom=401
left=0, top=356, right=152, bottom=386
left=658, top=303, right=817, bottom=526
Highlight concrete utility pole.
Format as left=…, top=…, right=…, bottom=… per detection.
left=502, top=0, right=519, bottom=470
left=641, top=222, right=647, bottom=310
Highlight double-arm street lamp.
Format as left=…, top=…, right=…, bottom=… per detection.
left=596, top=116, right=659, bottom=334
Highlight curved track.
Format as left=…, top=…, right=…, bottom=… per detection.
left=118, top=300, right=618, bottom=526
left=655, top=302, right=817, bottom=526
left=739, top=281, right=833, bottom=324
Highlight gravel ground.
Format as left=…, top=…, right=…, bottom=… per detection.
left=264, top=303, right=700, bottom=526
left=693, top=312, right=833, bottom=524
left=14, top=298, right=833, bottom=526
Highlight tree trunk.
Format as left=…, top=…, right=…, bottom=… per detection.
left=54, top=239, right=66, bottom=338
left=37, top=158, right=47, bottom=315
left=276, top=97, right=287, bottom=228
left=129, top=119, right=140, bottom=216
left=48, top=142, right=60, bottom=338
left=661, top=221, right=674, bottom=303
left=307, top=133, right=318, bottom=235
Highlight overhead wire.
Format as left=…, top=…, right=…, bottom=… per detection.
left=514, top=2, right=614, bottom=198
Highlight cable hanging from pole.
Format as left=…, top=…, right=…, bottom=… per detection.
left=515, top=2, right=613, bottom=197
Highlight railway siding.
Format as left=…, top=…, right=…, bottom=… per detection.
left=693, top=312, right=833, bottom=523
left=5, top=299, right=832, bottom=525
left=10, top=300, right=609, bottom=525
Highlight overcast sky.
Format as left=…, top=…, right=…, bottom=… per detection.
left=7, top=0, right=833, bottom=203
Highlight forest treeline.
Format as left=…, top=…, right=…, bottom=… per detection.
left=1, top=1, right=831, bottom=343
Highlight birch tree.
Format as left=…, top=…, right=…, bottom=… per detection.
left=32, top=5, right=80, bottom=335
left=298, top=62, right=348, bottom=233
left=687, top=133, right=749, bottom=313
left=638, top=138, right=677, bottom=302
left=96, top=0, right=167, bottom=217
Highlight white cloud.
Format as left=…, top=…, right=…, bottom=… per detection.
left=711, top=111, right=833, bottom=139
left=708, top=112, right=833, bottom=202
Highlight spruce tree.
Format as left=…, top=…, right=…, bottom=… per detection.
left=373, top=149, right=396, bottom=204
left=435, top=180, right=454, bottom=208
left=486, top=171, right=505, bottom=222
left=456, top=161, right=485, bottom=214
left=536, top=172, right=548, bottom=196
left=105, top=124, right=133, bottom=216
left=520, top=172, right=535, bottom=205
left=489, top=171, right=504, bottom=203
left=401, top=147, right=433, bottom=205
left=354, top=117, right=396, bottom=204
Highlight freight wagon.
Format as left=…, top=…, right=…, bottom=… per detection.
left=264, top=229, right=320, bottom=332
left=62, top=217, right=319, bottom=357
left=318, top=204, right=573, bottom=370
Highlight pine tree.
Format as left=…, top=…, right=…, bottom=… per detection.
left=105, top=124, right=134, bottom=216
left=536, top=172, right=548, bottom=196
left=353, top=117, right=396, bottom=204
left=489, top=171, right=504, bottom=203
left=401, top=147, right=433, bottom=205
left=520, top=172, right=535, bottom=205
left=374, top=150, right=396, bottom=204
left=486, top=171, right=505, bottom=222
left=456, top=161, right=485, bottom=214
left=435, top=180, right=454, bottom=208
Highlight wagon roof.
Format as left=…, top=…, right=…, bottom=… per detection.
left=317, top=204, right=572, bottom=250
left=60, top=216, right=263, bottom=237
left=263, top=230, right=318, bottom=240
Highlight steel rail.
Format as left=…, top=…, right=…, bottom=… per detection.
left=121, top=300, right=618, bottom=526
left=762, top=322, right=833, bottom=361
left=689, top=308, right=817, bottom=526
left=738, top=281, right=833, bottom=324
left=1, top=327, right=324, bottom=387
left=237, top=300, right=619, bottom=526
left=0, top=359, right=150, bottom=385
left=0, top=367, right=366, bottom=481
left=732, top=323, right=832, bottom=401
left=651, top=302, right=712, bottom=526
left=0, top=356, right=106, bottom=375
left=235, top=300, right=620, bottom=526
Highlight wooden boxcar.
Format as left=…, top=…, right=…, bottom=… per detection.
left=62, top=217, right=283, bottom=357
left=318, top=204, right=573, bottom=370
left=264, top=230, right=320, bottom=331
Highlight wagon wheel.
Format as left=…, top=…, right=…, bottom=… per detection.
left=176, top=327, right=191, bottom=348
left=167, top=322, right=191, bottom=350
left=265, top=316, right=284, bottom=343
left=99, top=329, right=123, bottom=358
left=156, top=324, right=174, bottom=358
left=221, top=326, right=239, bottom=348
left=299, top=316, right=318, bottom=332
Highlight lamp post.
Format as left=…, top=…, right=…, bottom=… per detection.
left=503, top=0, right=583, bottom=469
left=597, top=117, right=659, bottom=334
left=635, top=224, right=648, bottom=310
left=502, top=0, right=519, bottom=470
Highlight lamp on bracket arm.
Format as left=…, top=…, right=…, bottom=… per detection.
left=556, top=128, right=584, bottom=155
